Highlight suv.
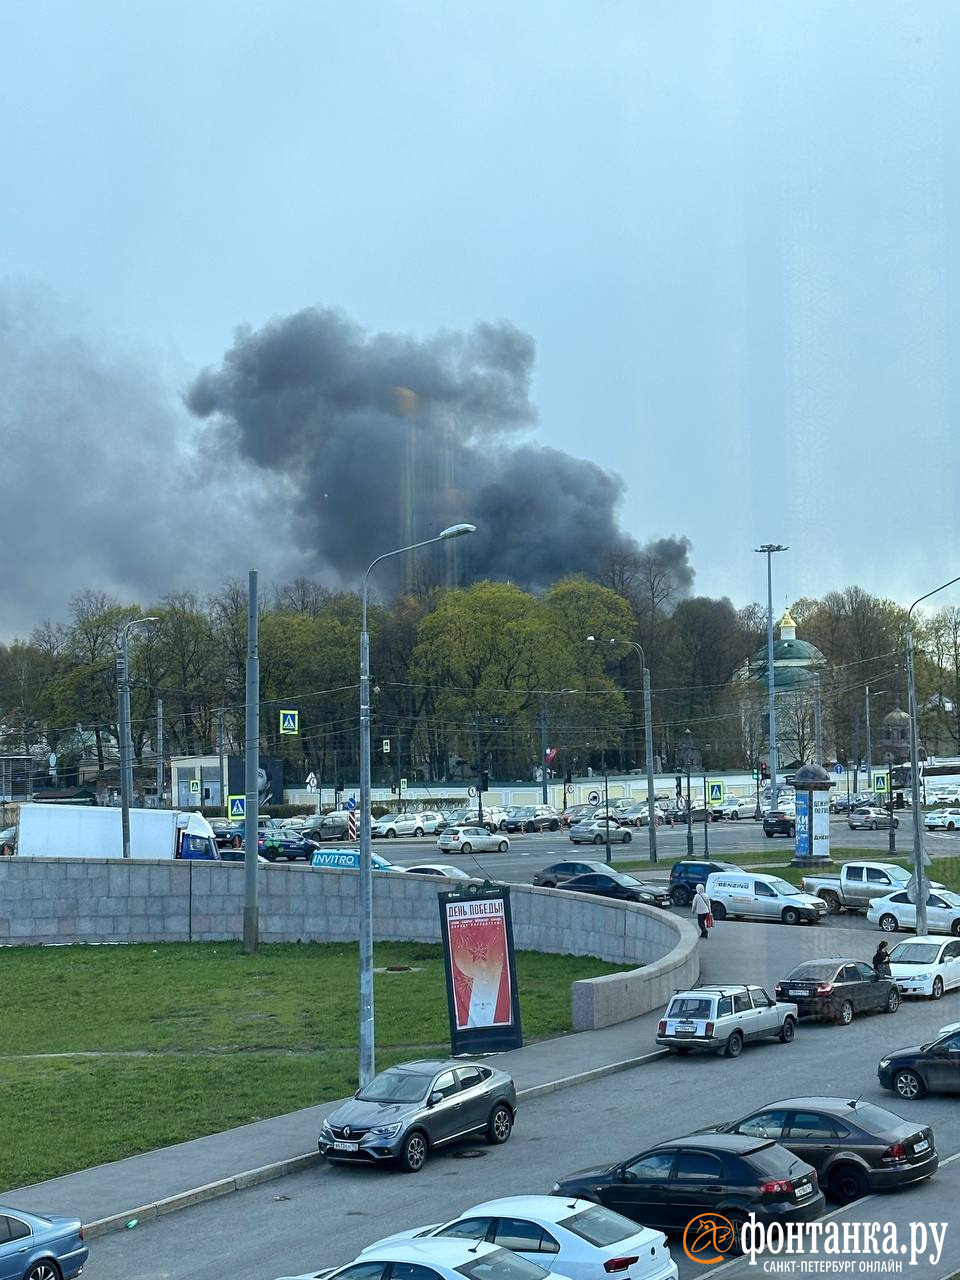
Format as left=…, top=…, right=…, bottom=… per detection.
left=504, top=805, right=561, bottom=832
left=371, top=812, right=443, bottom=838
left=668, top=859, right=743, bottom=906
left=656, top=985, right=798, bottom=1058
left=302, top=812, right=354, bottom=843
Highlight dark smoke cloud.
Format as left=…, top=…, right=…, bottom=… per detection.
left=187, top=307, right=690, bottom=591
left=0, top=288, right=306, bottom=638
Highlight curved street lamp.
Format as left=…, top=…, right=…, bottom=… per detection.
left=358, top=522, right=476, bottom=1086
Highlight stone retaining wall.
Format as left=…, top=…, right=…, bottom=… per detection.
left=0, top=860, right=699, bottom=1029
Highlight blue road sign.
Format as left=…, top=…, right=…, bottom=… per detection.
left=345, top=795, right=357, bottom=812
left=228, top=795, right=245, bottom=818
left=833, top=763, right=845, bottom=776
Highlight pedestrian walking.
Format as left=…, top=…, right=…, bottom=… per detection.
left=873, top=941, right=891, bottom=977
left=691, top=883, right=711, bottom=939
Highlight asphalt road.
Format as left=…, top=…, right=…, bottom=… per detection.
left=86, top=972, right=960, bottom=1280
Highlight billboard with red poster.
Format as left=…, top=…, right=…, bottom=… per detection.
left=438, top=886, right=523, bottom=1054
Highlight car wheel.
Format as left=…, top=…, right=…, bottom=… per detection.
left=549, top=819, right=559, bottom=831
left=486, top=1103, right=513, bottom=1144
left=952, top=920, right=960, bottom=937
left=399, top=1130, right=429, bottom=1172
left=830, top=1163, right=870, bottom=1205
left=621, top=831, right=631, bottom=843
left=893, top=818, right=900, bottom=829
left=838, top=999, right=854, bottom=1025
left=730, top=811, right=739, bottom=820
left=822, top=890, right=841, bottom=914
left=724, top=1030, right=743, bottom=1058
left=870, top=820, right=878, bottom=831
left=24, top=1264, right=62, bottom=1280
left=413, top=827, right=424, bottom=838
left=712, top=902, right=727, bottom=921
left=879, top=913, right=900, bottom=933
left=893, top=1068, right=925, bottom=1100
left=499, top=820, right=508, bottom=830
left=779, top=1017, right=796, bottom=1043
left=541, top=880, right=557, bottom=888
left=386, top=829, right=397, bottom=838
left=788, top=823, right=796, bottom=837
left=764, top=830, right=774, bottom=839
left=593, top=834, right=603, bottom=844
left=782, top=906, right=801, bottom=926
left=886, top=988, right=901, bottom=1013
left=932, top=976, right=944, bottom=1000
left=671, top=886, right=691, bottom=906
left=723, top=1212, right=748, bottom=1256
left=460, top=842, right=472, bottom=854
left=497, top=840, right=508, bottom=852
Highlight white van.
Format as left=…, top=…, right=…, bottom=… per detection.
left=705, top=870, right=827, bottom=926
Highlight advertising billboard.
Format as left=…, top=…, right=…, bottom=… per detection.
left=438, top=887, right=523, bottom=1055
left=226, top=755, right=284, bottom=807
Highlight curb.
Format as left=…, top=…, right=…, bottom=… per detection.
left=82, top=1049, right=667, bottom=1239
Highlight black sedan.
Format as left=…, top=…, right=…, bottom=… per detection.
left=710, top=1096, right=937, bottom=1204
left=763, top=809, right=797, bottom=838
left=554, top=870, right=671, bottom=907
left=775, top=959, right=901, bottom=1024
left=879, top=1025, right=960, bottom=1100
left=532, top=859, right=612, bottom=888
left=552, top=1133, right=824, bottom=1249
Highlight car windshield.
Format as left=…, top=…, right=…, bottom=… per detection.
left=378, top=814, right=400, bottom=822
left=941, top=892, right=960, bottom=907
left=786, top=962, right=841, bottom=980
left=668, top=997, right=713, bottom=1017
left=846, top=1102, right=907, bottom=1133
left=558, top=1205, right=637, bottom=1246
left=766, top=877, right=800, bottom=896
left=889, top=943, right=941, bottom=965
left=356, top=1067, right=432, bottom=1103
left=457, top=1250, right=551, bottom=1280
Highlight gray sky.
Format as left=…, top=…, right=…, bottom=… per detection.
left=2, top=0, right=959, bottom=636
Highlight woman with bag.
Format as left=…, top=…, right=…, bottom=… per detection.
left=691, top=883, right=712, bottom=939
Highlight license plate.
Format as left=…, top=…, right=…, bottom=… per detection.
left=333, top=1140, right=359, bottom=1152
left=788, top=989, right=807, bottom=996
left=915, top=1139, right=930, bottom=1154
left=795, top=1182, right=813, bottom=1197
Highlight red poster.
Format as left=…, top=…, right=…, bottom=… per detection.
left=445, top=898, right=514, bottom=1029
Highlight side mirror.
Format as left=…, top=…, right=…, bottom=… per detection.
left=619, top=1167, right=636, bottom=1183
left=428, top=1091, right=444, bottom=1107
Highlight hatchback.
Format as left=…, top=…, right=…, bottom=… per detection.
left=710, top=1096, right=937, bottom=1203
left=887, top=937, right=960, bottom=998
left=879, top=1025, right=960, bottom=1099
left=319, top=1059, right=517, bottom=1171
left=775, top=959, right=901, bottom=1023
left=552, top=1134, right=824, bottom=1251
left=848, top=806, right=898, bottom=831
left=436, top=826, right=510, bottom=854
left=367, top=1195, right=676, bottom=1280
left=0, top=1204, right=88, bottom=1280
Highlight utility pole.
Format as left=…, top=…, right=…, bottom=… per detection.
left=475, top=709, right=484, bottom=828
left=602, top=751, right=611, bottom=864
left=156, top=698, right=164, bottom=808
left=683, top=729, right=694, bottom=857
left=702, top=773, right=710, bottom=856
left=813, top=673, right=823, bottom=766
left=117, top=617, right=158, bottom=858
left=539, top=703, right=549, bottom=806
left=243, top=570, right=260, bottom=955
left=756, top=544, right=788, bottom=808
left=865, top=685, right=873, bottom=796
left=217, top=708, right=226, bottom=813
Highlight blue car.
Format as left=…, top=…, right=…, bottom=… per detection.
left=0, top=1204, right=88, bottom=1279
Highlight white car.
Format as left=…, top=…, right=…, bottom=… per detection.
left=371, top=812, right=443, bottom=838
left=926, top=808, right=960, bottom=832
left=405, top=863, right=474, bottom=879
left=868, top=889, right=960, bottom=936
left=277, top=1239, right=576, bottom=1280
left=713, top=796, right=757, bottom=820
left=887, top=937, right=960, bottom=999
left=931, top=786, right=960, bottom=806
left=436, top=826, right=510, bottom=854
left=365, top=1195, right=676, bottom=1280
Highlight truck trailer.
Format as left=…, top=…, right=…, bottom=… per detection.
left=15, top=803, right=221, bottom=860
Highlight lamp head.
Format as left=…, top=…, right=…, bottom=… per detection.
left=439, top=523, right=477, bottom=540
left=755, top=544, right=788, bottom=553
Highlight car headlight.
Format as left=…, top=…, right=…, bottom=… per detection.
left=552, top=1182, right=561, bottom=1192
left=879, top=1058, right=891, bottom=1068
left=321, top=1120, right=333, bottom=1136
left=369, top=1122, right=403, bottom=1138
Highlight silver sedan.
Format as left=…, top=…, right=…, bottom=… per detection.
left=568, top=819, right=634, bottom=845
left=436, top=825, right=511, bottom=854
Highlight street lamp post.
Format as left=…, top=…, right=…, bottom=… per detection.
left=906, top=575, right=960, bottom=937
left=681, top=729, right=695, bottom=857
left=755, top=544, right=788, bottom=809
left=587, top=637, right=658, bottom=863
left=117, top=616, right=159, bottom=859
left=358, top=523, right=476, bottom=1087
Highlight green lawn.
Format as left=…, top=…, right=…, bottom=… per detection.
left=0, top=941, right=625, bottom=1190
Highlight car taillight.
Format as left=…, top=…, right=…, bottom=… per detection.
left=882, top=1142, right=907, bottom=1162
left=774, top=983, right=783, bottom=996
left=79, top=1227, right=84, bottom=1241
left=604, top=1258, right=639, bottom=1273
left=815, top=983, right=834, bottom=995
left=657, top=1020, right=666, bottom=1035
left=704, top=1021, right=714, bottom=1036
left=760, top=1178, right=794, bottom=1195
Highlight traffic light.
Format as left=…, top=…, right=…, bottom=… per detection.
left=564, top=769, right=572, bottom=785
left=481, top=770, right=490, bottom=792
left=760, top=762, right=769, bottom=781
left=675, top=774, right=683, bottom=798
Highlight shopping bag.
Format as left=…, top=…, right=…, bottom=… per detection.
left=705, top=913, right=714, bottom=928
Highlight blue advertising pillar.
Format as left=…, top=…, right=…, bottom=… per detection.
left=790, top=762, right=834, bottom=868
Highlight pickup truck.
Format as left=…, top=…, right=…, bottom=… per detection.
left=800, top=861, right=944, bottom=915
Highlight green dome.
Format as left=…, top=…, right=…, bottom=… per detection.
left=753, top=637, right=826, bottom=665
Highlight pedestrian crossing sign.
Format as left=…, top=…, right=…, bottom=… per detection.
left=708, top=781, right=725, bottom=803
left=874, top=772, right=888, bottom=794
left=279, top=709, right=299, bottom=735
left=228, top=795, right=245, bottom=819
